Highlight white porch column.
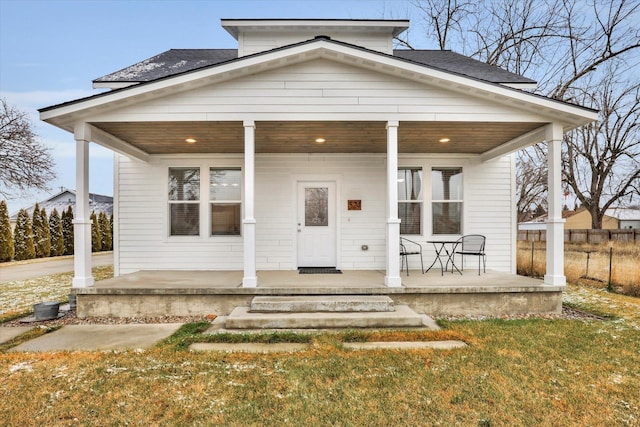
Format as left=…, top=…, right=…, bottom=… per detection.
left=544, top=123, right=566, bottom=285
left=72, top=123, right=94, bottom=287
left=242, top=120, right=258, bottom=287
left=385, top=121, right=402, bottom=287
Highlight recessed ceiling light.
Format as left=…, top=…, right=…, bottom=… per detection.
left=439, top=138, right=451, bottom=143
left=185, top=138, right=197, bottom=144
left=315, top=138, right=326, bottom=144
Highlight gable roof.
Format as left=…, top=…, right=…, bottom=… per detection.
left=42, top=36, right=593, bottom=120
left=93, top=47, right=535, bottom=87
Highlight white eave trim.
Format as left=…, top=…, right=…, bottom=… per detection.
left=40, top=39, right=598, bottom=127
left=501, top=82, right=538, bottom=90
left=92, top=81, right=140, bottom=90
left=221, top=19, right=410, bottom=39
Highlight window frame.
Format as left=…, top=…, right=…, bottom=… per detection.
left=430, top=166, right=463, bottom=236
left=167, top=166, right=202, bottom=238
left=209, top=167, right=243, bottom=237
left=398, top=167, right=423, bottom=236
left=165, top=161, right=244, bottom=241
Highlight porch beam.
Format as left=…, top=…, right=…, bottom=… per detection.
left=242, top=120, right=257, bottom=287
left=385, top=120, right=402, bottom=287
left=72, top=123, right=94, bottom=287
left=544, top=123, right=566, bottom=286
left=89, top=125, right=151, bottom=163
left=479, top=125, right=547, bottom=163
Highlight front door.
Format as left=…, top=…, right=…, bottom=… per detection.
left=297, top=181, right=336, bottom=267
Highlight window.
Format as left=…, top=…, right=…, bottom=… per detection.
left=168, top=167, right=200, bottom=236
left=398, top=168, right=422, bottom=235
left=432, top=167, right=463, bottom=235
left=209, top=168, right=241, bottom=235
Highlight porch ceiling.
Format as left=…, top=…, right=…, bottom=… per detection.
left=91, top=120, right=544, bottom=155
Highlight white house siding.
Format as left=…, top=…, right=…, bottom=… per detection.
left=239, top=31, right=393, bottom=56
left=116, top=153, right=514, bottom=275
left=462, top=156, right=514, bottom=273
left=87, top=58, right=544, bottom=123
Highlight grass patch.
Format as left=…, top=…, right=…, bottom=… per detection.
left=0, top=265, right=113, bottom=323
left=339, top=328, right=467, bottom=343
left=564, top=284, right=640, bottom=329
left=2, top=318, right=638, bottom=426
left=1, top=284, right=638, bottom=426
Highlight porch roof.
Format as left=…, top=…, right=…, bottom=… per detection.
left=89, top=120, right=545, bottom=155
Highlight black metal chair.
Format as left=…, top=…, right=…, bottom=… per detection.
left=452, top=235, right=486, bottom=275
left=400, top=237, right=424, bottom=276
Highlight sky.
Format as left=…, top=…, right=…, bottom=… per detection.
left=0, top=0, right=420, bottom=214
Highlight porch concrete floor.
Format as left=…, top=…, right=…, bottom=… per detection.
left=88, top=269, right=548, bottom=292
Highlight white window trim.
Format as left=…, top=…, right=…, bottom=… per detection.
left=398, top=166, right=424, bottom=237
left=164, top=160, right=244, bottom=242
left=208, top=166, right=243, bottom=238
left=430, top=166, right=464, bottom=237
left=167, top=165, right=203, bottom=240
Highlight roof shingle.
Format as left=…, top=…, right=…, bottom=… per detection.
left=93, top=46, right=534, bottom=85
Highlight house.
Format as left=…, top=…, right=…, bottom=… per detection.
left=606, top=208, right=640, bottom=229
left=519, top=208, right=619, bottom=231
left=9, top=188, right=113, bottom=229
left=38, top=19, right=597, bottom=319
left=564, top=208, right=618, bottom=229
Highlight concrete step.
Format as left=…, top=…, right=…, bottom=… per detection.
left=225, top=305, right=425, bottom=329
left=250, top=295, right=395, bottom=313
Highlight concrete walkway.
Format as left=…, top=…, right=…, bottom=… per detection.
left=1, top=326, right=33, bottom=344
left=7, top=323, right=182, bottom=352
left=0, top=252, right=113, bottom=282
left=3, top=322, right=467, bottom=353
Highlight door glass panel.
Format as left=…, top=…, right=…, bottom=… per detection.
left=305, top=187, right=328, bottom=226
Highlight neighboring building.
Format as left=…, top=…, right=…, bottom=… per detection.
left=606, top=208, right=640, bottom=229
left=10, top=188, right=113, bottom=228
left=519, top=207, right=640, bottom=233
left=39, top=18, right=597, bottom=317
left=564, top=208, right=618, bottom=230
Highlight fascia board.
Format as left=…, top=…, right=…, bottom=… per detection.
left=221, top=19, right=410, bottom=38
left=92, top=82, right=139, bottom=89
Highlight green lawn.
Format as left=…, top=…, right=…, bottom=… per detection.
left=1, top=284, right=639, bottom=426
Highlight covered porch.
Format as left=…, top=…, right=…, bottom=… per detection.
left=73, top=269, right=562, bottom=319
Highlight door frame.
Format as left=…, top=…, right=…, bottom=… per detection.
left=292, top=174, right=341, bottom=269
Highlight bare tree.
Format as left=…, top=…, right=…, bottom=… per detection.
left=468, top=0, right=564, bottom=77
left=409, top=0, right=475, bottom=49
left=408, top=0, right=640, bottom=227
left=563, top=74, right=640, bottom=228
left=516, top=145, right=549, bottom=221
left=0, top=98, right=55, bottom=198
left=549, top=0, right=640, bottom=100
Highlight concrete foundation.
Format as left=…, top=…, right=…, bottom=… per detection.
left=74, top=270, right=563, bottom=319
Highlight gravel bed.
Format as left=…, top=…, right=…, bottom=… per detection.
left=438, top=305, right=605, bottom=321
left=3, top=309, right=210, bottom=327
left=3, top=305, right=602, bottom=327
